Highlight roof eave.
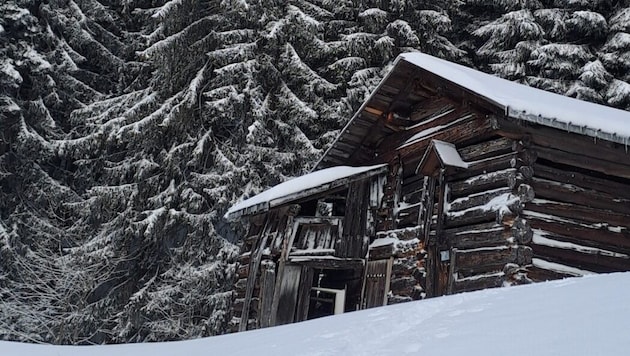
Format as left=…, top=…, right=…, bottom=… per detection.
left=312, top=57, right=406, bottom=171
left=509, top=109, right=630, bottom=147
left=226, top=165, right=389, bottom=221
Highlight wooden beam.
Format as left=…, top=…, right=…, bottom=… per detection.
left=531, top=244, right=630, bottom=273
left=455, top=246, right=531, bottom=274
left=382, top=115, right=498, bottom=164
left=449, top=168, right=519, bottom=198
left=524, top=212, right=630, bottom=253
left=378, top=108, right=473, bottom=153
left=269, top=208, right=299, bottom=327
left=450, top=273, right=503, bottom=293
left=287, top=258, right=364, bottom=270
left=530, top=177, right=630, bottom=215
left=258, top=261, right=276, bottom=328
left=443, top=222, right=511, bottom=249
left=458, top=136, right=514, bottom=161
left=532, top=144, right=630, bottom=180
left=495, top=117, right=630, bottom=172
left=448, top=187, right=512, bottom=212
left=528, top=198, right=630, bottom=227
left=532, top=163, right=630, bottom=200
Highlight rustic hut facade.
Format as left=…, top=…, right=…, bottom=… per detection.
left=225, top=52, right=630, bottom=332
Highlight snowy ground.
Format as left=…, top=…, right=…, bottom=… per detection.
left=3, top=272, right=629, bottom=355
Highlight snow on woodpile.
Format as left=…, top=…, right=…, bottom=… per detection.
left=2, top=272, right=630, bottom=356
left=369, top=236, right=420, bottom=255
left=402, top=52, right=630, bottom=144
left=225, top=164, right=386, bottom=219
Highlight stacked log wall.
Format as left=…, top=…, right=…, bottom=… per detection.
left=442, top=136, right=534, bottom=293
left=368, top=226, right=426, bottom=304
left=371, top=162, right=428, bottom=304
left=517, top=136, right=630, bottom=280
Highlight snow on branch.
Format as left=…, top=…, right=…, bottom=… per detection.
left=610, top=7, right=630, bottom=32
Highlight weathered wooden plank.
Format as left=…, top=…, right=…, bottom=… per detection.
left=526, top=265, right=576, bottom=282
left=455, top=246, right=531, bottom=273
left=295, top=266, right=314, bottom=322
left=495, top=117, right=630, bottom=170
left=444, top=222, right=511, bottom=249
left=450, top=273, right=503, bottom=293
left=448, top=168, right=519, bottom=198
left=269, top=208, right=299, bottom=327
left=531, top=244, right=630, bottom=273
left=530, top=177, right=630, bottom=215
left=458, top=136, right=514, bottom=161
left=412, top=65, right=507, bottom=115
left=524, top=212, right=630, bottom=253
left=397, top=201, right=422, bottom=227
left=528, top=198, right=630, bottom=227
left=369, top=243, right=395, bottom=260
left=381, top=109, right=473, bottom=153
left=532, top=145, right=630, bottom=179
left=288, top=258, right=364, bottom=270
left=328, top=147, right=351, bottom=159
left=338, top=179, right=370, bottom=258
left=449, top=150, right=536, bottom=182
left=408, top=98, right=454, bottom=122
left=274, top=264, right=302, bottom=325
left=258, top=261, right=276, bottom=328
left=239, top=213, right=276, bottom=331
left=448, top=188, right=513, bottom=212
left=445, top=194, right=522, bottom=228
left=395, top=115, right=499, bottom=171
left=532, top=163, right=630, bottom=200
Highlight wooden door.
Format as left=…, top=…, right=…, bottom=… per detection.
left=274, top=264, right=314, bottom=325
left=274, top=264, right=302, bottom=325
left=363, top=258, right=392, bottom=308
left=424, top=172, right=452, bottom=297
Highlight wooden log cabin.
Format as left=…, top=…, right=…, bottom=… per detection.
left=225, top=52, right=630, bottom=332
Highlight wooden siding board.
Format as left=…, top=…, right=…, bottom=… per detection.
left=531, top=244, right=630, bottom=273
left=530, top=177, right=630, bottom=215
left=532, top=163, right=630, bottom=200
left=524, top=213, right=630, bottom=253
left=496, top=117, right=630, bottom=170
left=444, top=222, right=512, bottom=249
left=274, top=264, right=302, bottom=325
left=448, top=168, right=519, bottom=198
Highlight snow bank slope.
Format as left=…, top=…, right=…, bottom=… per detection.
left=3, top=272, right=629, bottom=356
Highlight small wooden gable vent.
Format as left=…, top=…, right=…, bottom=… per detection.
left=416, top=140, right=468, bottom=177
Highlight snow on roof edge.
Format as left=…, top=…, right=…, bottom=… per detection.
left=225, top=164, right=387, bottom=220
left=400, top=52, right=630, bottom=145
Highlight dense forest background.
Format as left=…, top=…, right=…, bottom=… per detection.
left=1, top=0, right=629, bottom=344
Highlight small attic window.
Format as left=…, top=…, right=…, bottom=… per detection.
left=416, top=140, right=468, bottom=177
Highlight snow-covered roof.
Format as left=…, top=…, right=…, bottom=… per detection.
left=432, top=140, right=468, bottom=168
left=315, top=52, right=630, bottom=170
left=3, top=272, right=629, bottom=355
left=401, top=52, right=630, bottom=145
left=225, top=164, right=387, bottom=220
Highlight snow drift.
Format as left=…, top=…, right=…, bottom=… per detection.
left=2, top=272, right=629, bottom=355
